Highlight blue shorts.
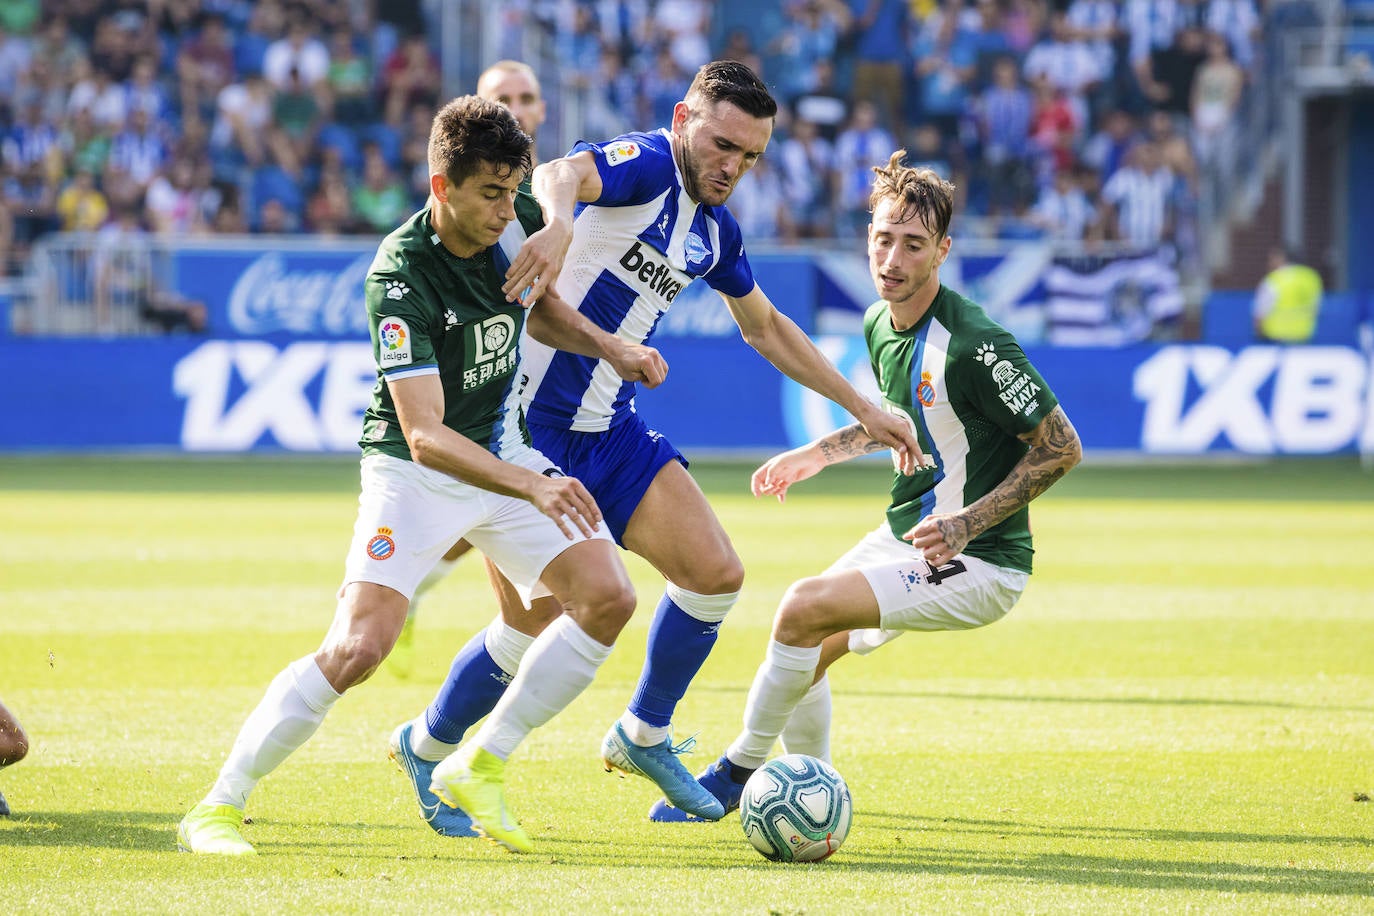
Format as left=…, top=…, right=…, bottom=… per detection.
left=528, top=413, right=686, bottom=546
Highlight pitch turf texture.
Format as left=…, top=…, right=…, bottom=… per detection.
left=1, top=455, right=1371, bottom=914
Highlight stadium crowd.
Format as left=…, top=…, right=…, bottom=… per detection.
left=0, top=0, right=1302, bottom=275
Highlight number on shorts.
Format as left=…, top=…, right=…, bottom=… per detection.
left=925, top=559, right=967, bottom=585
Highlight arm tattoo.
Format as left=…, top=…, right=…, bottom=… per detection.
left=957, top=407, right=1081, bottom=541
left=817, top=423, right=886, bottom=465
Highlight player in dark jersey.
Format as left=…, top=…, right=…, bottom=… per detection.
left=660, top=151, right=1083, bottom=820
left=177, top=95, right=665, bottom=856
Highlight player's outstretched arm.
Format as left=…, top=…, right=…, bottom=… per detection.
left=723, top=285, right=928, bottom=474
left=906, top=406, right=1082, bottom=565
left=752, top=423, right=887, bottom=502
left=388, top=373, right=602, bottom=539
left=503, top=152, right=604, bottom=306
left=527, top=290, right=668, bottom=388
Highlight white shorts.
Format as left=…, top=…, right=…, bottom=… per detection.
left=827, top=523, right=1030, bottom=656
left=342, top=450, right=612, bottom=604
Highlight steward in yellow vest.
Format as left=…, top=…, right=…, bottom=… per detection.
left=1253, top=247, right=1323, bottom=343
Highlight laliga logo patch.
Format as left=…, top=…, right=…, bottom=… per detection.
left=916, top=370, right=937, bottom=407
left=605, top=141, right=640, bottom=166
left=367, top=526, right=396, bottom=561
left=378, top=317, right=412, bottom=368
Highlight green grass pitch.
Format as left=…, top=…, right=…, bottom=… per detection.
left=1, top=455, right=1371, bottom=914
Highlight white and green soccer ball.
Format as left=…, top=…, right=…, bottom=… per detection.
left=738, top=754, right=853, bottom=862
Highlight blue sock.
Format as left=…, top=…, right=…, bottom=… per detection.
left=425, top=628, right=511, bottom=744
left=629, top=593, right=720, bottom=728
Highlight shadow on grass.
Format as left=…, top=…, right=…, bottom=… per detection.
left=534, top=815, right=1373, bottom=897
left=840, top=688, right=1374, bottom=715
left=0, top=810, right=185, bottom=851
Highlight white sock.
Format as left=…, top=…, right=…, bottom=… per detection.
left=204, top=656, right=341, bottom=809
left=484, top=615, right=537, bottom=675
left=779, top=675, right=832, bottom=764
left=726, top=641, right=820, bottom=770
left=408, top=556, right=460, bottom=618
left=473, top=615, right=611, bottom=760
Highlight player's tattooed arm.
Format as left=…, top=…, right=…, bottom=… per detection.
left=816, top=423, right=887, bottom=465
left=906, top=407, right=1081, bottom=564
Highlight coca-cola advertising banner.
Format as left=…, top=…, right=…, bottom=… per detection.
left=170, top=242, right=818, bottom=339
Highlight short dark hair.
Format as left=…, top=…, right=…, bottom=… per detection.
left=427, top=95, right=532, bottom=188
left=869, top=150, right=956, bottom=238
left=685, top=60, right=777, bottom=120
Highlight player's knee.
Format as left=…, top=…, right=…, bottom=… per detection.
left=324, top=632, right=389, bottom=690
left=772, top=577, right=839, bottom=646
left=675, top=548, right=745, bottom=596
left=0, top=730, right=28, bottom=767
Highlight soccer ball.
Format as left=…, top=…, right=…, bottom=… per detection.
left=738, top=754, right=853, bottom=862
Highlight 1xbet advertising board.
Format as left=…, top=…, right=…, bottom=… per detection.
left=8, top=340, right=1372, bottom=456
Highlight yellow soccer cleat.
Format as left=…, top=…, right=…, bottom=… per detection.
left=177, top=802, right=256, bottom=855
left=429, top=745, right=532, bottom=853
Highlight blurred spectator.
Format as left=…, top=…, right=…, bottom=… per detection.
left=1204, top=0, right=1261, bottom=72
left=657, top=0, right=713, bottom=73
left=380, top=33, right=440, bottom=125
left=585, top=45, right=640, bottom=139
left=728, top=155, right=788, bottom=239
left=3, top=98, right=59, bottom=173
left=263, top=18, right=329, bottom=90
left=909, top=0, right=978, bottom=142
left=0, top=0, right=39, bottom=37
left=1080, top=108, right=1138, bottom=181
left=1023, top=10, right=1103, bottom=130
left=399, top=102, right=433, bottom=206
left=123, top=55, right=168, bottom=122
left=58, top=107, right=111, bottom=177
left=1253, top=246, right=1323, bottom=343
left=351, top=142, right=409, bottom=234
left=89, top=9, right=151, bottom=83
left=790, top=57, right=849, bottom=142
left=1143, top=23, right=1207, bottom=116
left=256, top=195, right=295, bottom=233
left=776, top=117, right=835, bottom=239
left=145, top=158, right=210, bottom=236
left=642, top=47, right=691, bottom=128
left=847, top=0, right=909, bottom=138
left=107, top=108, right=168, bottom=196
left=1029, top=83, right=1081, bottom=182
left=235, top=1, right=283, bottom=79
left=720, top=27, right=764, bottom=76
left=0, top=188, right=14, bottom=274
left=0, top=24, right=34, bottom=122
left=55, top=168, right=108, bottom=232
left=1066, top=0, right=1120, bottom=101
left=33, top=17, right=86, bottom=86
left=977, top=55, right=1035, bottom=215
left=325, top=29, right=373, bottom=125
left=1030, top=165, right=1097, bottom=240
left=1125, top=0, right=1184, bottom=109
left=769, top=0, right=851, bottom=101
left=176, top=14, right=236, bottom=120
left=833, top=100, right=897, bottom=233
left=557, top=4, right=603, bottom=90
left=211, top=70, right=273, bottom=167
left=1190, top=30, right=1244, bottom=197
left=1098, top=138, right=1174, bottom=247
left=5, top=162, right=57, bottom=256
left=906, top=122, right=956, bottom=182
left=68, top=56, right=129, bottom=129
left=306, top=166, right=355, bottom=235
left=270, top=67, right=323, bottom=177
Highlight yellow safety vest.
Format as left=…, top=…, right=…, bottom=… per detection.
left=1259, top=265, right=1323, bottom=342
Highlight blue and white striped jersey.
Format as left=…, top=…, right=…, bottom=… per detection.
left=521, top=129, right=757, bottom=432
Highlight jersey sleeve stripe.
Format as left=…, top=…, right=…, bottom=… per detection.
left=381, top=364, right=440, bottom=381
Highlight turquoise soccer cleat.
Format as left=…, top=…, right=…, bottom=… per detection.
left=647, top=754, right=746, bottom=823
left=601, top=723, right=725, bottom=821
left=388, top=723, right=477, bottom=838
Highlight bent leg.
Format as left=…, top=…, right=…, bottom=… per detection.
left=727, top=571, right=879, bottom=769
left=470, top=539, right=634, bottom=760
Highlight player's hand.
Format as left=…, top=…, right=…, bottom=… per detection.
left=751, top=447, right=825, bottom=503
left=856, top=403, right=930, bottom=476
left=503, top=219, right=573, bottom=306
left=609, top=343, right=668, bottom=388
left=529, top=471, right=603, bottom=540
left=904, top=513, right=972, bottom=566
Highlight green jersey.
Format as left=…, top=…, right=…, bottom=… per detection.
left=359, top=195, right=543, bottom=461
left=864, top=285, right=1059, bottom=573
